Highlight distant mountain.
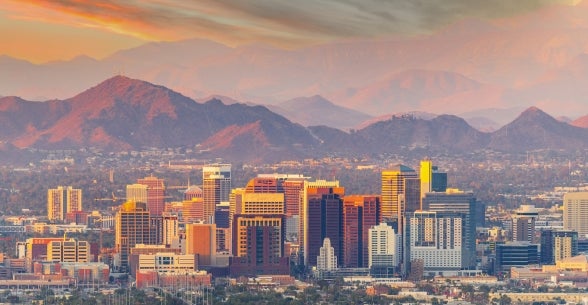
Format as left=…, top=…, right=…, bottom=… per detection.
left=356, top=114, right=489, bottom=152
left=1, top=76, right=588, bottom=163
left=0, top=76, right=318, bottom=160
left=268, top=95, right=372, bottom=130
left=488, top=107, right=588, bottom=152
left=4, top=1, right=588, bottom=116
left=571, top=115, right=588, bottom=128
left=355, top=111, right=438, bottom=130
left=463, top=116, right=500, bottom=132
left=330, top=69, right=486, bottom=115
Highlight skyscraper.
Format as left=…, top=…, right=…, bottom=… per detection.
left=420, top=160, right=432, bottom=199
left=137, top=176, right=166, bottom=216
left=300, top=179, right=342, bottom=266
left=342, top=195, right=380, bottom=268
left=563, top=192, right=588, bottom=238
left=230, top=214, right=289, bottom=276
left=422, top=189, right=477, bottom=269
left=306, top=190, right=344, bottom=267
left=126, top=184, right=148, bottom=204
left=512, top=205, right=539, bottom=243
left=186, top=223, right=217, bottom=266
left=408, top=211, right=465, bottom=275
left=541, top=230, right=578, bottom=264
left=369, top=223, right=400, bottom=276
left=381, top=165, right=418, bottom=225
left=115, top=201, right=157, bottom=272
left=162, top=213, right=178, bottom=247
left=203, top=164, right=231, bottom=223
left=48, top=186, right=82, bottom=222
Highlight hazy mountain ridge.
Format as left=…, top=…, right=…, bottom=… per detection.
left=3, top=2, right=588, bottom=116
left=0, top=77, right=587, bottom=163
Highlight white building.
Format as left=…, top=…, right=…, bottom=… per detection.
left=563, top=192, right=588, bottom=238
left=409, top=211, right=464, bottom=274
left=317, top=238, right=337, bottom=270
left=368, top=222, right=400, bottom=268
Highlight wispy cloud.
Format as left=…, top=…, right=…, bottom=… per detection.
left=3, top=0, right=580, bottom=48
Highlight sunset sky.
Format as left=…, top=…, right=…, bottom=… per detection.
left=0, top=0, right=581, bottom=64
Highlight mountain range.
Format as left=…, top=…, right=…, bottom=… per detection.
left=3, top=1, right=588, bottom=122
left=0, top=76, right=587, bottom=163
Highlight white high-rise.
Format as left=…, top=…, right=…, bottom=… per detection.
left=564, top=192, right=588, bottom=238
left=409, top=211, right=464, bottom=274
left=368, top=223, right=400, bottom=268
left=317, top=238, right=337, bottom=270
left=48, top=186, right=82, bottom=221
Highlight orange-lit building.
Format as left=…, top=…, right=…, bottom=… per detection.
left=343, top=195, right=381, bottom=268
left=185, top=223, right=216, bottom=266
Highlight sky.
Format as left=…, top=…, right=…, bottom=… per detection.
left=0, top=0, right=580, bottom=64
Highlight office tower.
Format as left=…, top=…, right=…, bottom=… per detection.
left=256, top=174, right=307, bottom=217
left=214, top=202, right=230, bottom=229
left=431, top=166, right=448, bottom=192
left=317, top=238, right=337, bottom=271
left=306, top=190, right=344, bottom=267
left=423, top=189, right=477, bottom=269
left=66, top=187, right=82, bottom=214
left=512, top=205, right=539, bottom=242
left=48, top=186, right=82, bottom=222
left=381, top=165, right=418, bottom=224
left=342, top=195, right=380, bottom=268
left=420, top=160, right=432, bottom=199
left=181, top=197, right=205, bottom=223
left=137, top=176, right=166, bottom=216
left=245, top=177, right=280, bottom=193
left=115, top=201, right=157, bottom=272
left=185, top=223, right=217, bottom=266
left=541, top=230, right=578, bottom=264
left=229, top=188, right=245, bottom=230
left=184, top=186, right=203, bottom=201
left=369, top=222, right=400, bottom=277
left=126, top=184, right=148, bottom=204
left=162, top=213, right=178, bottom=247
left=300, top=180, right=343, bottom=266
left=48, top=187, right=65, bottom=221
left=47, top=239, right=89, bottom=263
left=240, top=192, right=285, bottom=215
left=203, top=164, right=231, bottom=223
left=495, top=242, right=539, bottom=273
left=564, top=192, right=588, bottom=238
left=230, top=214, right=289, bottom=276
left=408, top=211, right=465, bottom=274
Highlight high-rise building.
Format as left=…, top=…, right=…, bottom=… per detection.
left=381, top=165, right=418, bottom=225
left=162, top=213, right=178, bottom=247
left=342, top=195, right=380, bottom=268
left=431, top=167, right=448, bottom=192
left=512, top=205, right=539, bottom=243
left=256, top=174, right=307, bottom=217
left=181, top=197, right=205, bottom=223
left=300, top=180, right=343, bottom=266
left=230, top=214, right=289, bottom=276
left=126, top=184, right=148, bottom=204
left=115, top=201, right=157, bottom=272
left=203, top=164, right=231, bottom=223
left=306, top=190, right=344, bottom=267
left=541, top=230, right=578, bottom=264
left=408, top=211, right=465, bottom=275
left=317, top=238, right=337, bottom=271
left=368, top=223, right=400, bottom=276
left=185, top=223, right=217, bottom=266
left=420, top=160, right=432, bottom=200
left=240, top=193, right=285, bottom=215
left=563, top=192, right=588, bottom=238
left=137, top=176, right=166, bottom=216
left=422, top=189, right=477, bottom=269
left=48, top=186, right=82, bottom=222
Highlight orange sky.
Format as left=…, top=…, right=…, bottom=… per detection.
left=0, top=0, right=580, bottom=64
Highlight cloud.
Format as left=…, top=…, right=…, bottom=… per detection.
left=5, top=0, right=579, bottom=48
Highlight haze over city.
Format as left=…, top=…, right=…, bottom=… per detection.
left=1, top=1, right=588, bottom=305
